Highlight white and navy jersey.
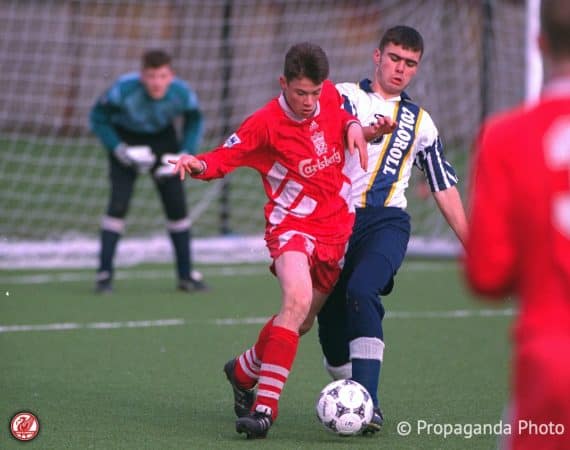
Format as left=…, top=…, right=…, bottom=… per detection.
left=337, top=79, right=458, bottom=210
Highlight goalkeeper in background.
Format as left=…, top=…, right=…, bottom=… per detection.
left=89, top=49, right=208, bottom=294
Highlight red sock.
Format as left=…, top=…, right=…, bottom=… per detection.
left=253, top=325, right=299, bottom=420
left=234, top=316, right=275, bottom=389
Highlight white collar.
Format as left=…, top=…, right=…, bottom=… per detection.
left=374, top=92, right=402, bottom=102
left=278, top=92, right=320, bottom=122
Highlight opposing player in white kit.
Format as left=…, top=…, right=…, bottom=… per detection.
left=317, top=25, right=468, bottom=432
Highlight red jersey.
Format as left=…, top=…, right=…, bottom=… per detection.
left=465, top=78, right=570, bottom=343
left=194, top=80, right=356, bottom=244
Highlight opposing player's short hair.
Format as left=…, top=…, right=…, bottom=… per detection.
left=142, top=49, right=172, bottom=69
left=283, top=42, right=329, bottom=84
left=541, top=0, right=570, bottom=57
left=379, top=25, right=424, bottom=57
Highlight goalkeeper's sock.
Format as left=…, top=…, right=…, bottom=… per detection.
left=98, top=229, right=121, bottom=276
left=235, top=316, right=275, bottom=388
left=168, top=227, right=191, bottom=280
left=253, top=325, right=299, bottom=421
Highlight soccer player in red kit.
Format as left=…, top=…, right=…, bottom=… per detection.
left=465, top=1, right=570, bottom=448
left=171, top=42, right=367, bottom=439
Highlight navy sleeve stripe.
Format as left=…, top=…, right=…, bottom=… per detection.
left=423, top=138, right=458, bottom=192
left=342, top=94, right=354, bottom=115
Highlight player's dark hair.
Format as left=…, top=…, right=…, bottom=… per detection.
left=541, top=0, right=570, bottom=57
left=142, top=49, right=172, bottom=69
left=379, top=25, right=424, bottom=57
left=283, top=42, right=329, bottom=84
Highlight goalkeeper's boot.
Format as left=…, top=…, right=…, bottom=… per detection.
left=94, top=271, right=113, bottom=294
left=235, top=405, right=273, bottom=439
left=177, top=270, right=209, bottom=293
left=363, top=407, right=384, bottom=434
left=223, top=358, right=255, bottom=418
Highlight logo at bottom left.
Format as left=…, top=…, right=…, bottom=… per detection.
left=10, top=411, right=40, bottom=442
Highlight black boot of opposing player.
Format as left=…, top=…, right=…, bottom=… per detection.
left=235, top=405, right=273, bottom=439
left=363, top=407, right=384, bottom=434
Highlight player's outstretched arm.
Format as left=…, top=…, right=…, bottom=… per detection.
left=346, top=122, right=368, bottom=171
left=432, top=186, right=468, bottom=248
left=169, top=154, right=206, bottom=180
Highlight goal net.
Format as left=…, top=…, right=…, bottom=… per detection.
left=0, top=0, right=529, bottom=268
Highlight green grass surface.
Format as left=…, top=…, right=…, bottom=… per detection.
left=1, top=261, right=512, bottom=449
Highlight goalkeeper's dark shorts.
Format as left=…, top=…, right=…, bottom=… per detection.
left=106, top=125, right=187, bottom=221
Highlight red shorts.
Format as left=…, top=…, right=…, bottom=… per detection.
left=266, top=230, right=346, bottom=294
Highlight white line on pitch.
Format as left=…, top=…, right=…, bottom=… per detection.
left=387, top=308, right=516, bottom=319
left=213, top=308, right=516, bottom=325
left=0, top=318, right=186, bottom=333
left=0, top=308, right=514, bottom=334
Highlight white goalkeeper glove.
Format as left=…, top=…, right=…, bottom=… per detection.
left=114, top=144, right=156, bottom=173
left=154, top=153, right=182, bottom=179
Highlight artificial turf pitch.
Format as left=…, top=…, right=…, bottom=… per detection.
left=1, top=261, right=511, bottom=449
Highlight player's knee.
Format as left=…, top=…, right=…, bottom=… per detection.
left=346, top=281, right=387, bottom=320
left=346, top=281, right=376, bottom=306
left=285, top=296, right=312, bottom=318
left=280, top=292, right=312, bottom=325
left=107, top=201, right=129, bottom=218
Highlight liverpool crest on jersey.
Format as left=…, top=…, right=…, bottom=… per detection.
left=311, top=131, right=328, bottom=156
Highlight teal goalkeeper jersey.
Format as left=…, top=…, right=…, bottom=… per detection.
left=89, top=72, right=203, bottom=154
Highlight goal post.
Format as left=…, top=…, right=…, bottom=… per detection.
left=526, top=0, right=543, bottom=103
left=0, top=0, right=535, bottom=268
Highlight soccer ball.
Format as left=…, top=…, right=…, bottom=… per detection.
left=315, top=379, right=374, bottom=436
